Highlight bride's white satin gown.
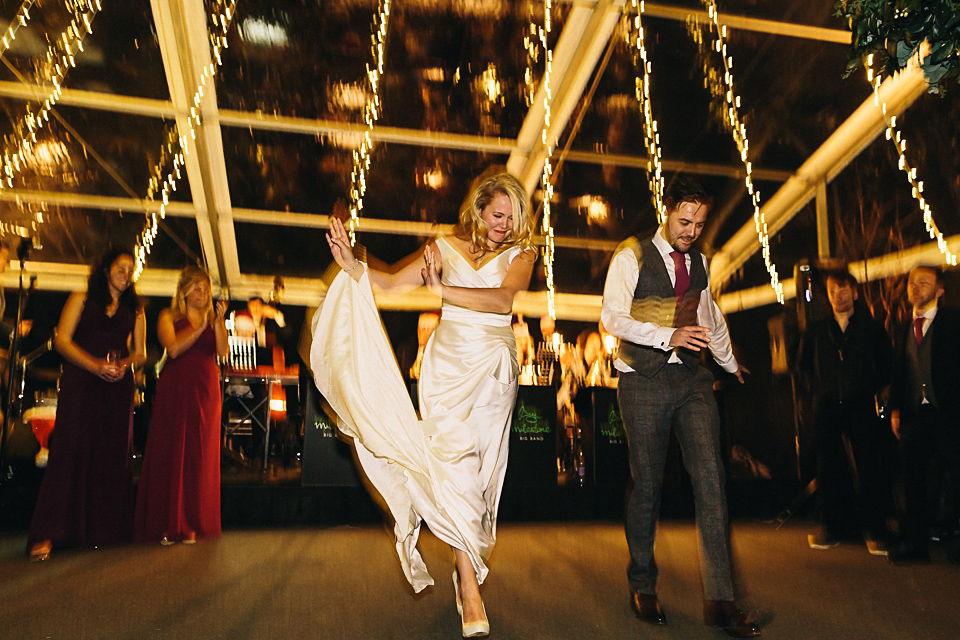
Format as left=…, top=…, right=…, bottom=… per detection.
left=310, top=237, right=523, bottom=592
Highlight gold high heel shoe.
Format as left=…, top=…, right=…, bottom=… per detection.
left=453, top=568, right=489, bottom=638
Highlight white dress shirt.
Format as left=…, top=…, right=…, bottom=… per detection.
left=600, top=228, right=739, bottom=374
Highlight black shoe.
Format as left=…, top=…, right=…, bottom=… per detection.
left=949, top=546, right=960, bottom=566
left=888, top=544, right=930, bottom=564
left=704, top=600, right=761, bottom=638
left=631, top=592, right=666, bottom=625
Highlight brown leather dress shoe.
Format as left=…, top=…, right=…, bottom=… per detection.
left=631, top=592, right=666, bottom=625
left=704, top=600, right=760, bottom=638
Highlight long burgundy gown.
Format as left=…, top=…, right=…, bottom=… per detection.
left=134, top=319, right=221, bottom=543
left=27, top=301, right=137, bottom=550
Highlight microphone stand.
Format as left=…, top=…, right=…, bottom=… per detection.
left=0, top=242, right=34, bottom=487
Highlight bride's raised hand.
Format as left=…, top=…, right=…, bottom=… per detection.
left=421, top=244, right=443, bottom=297
left=326, top=217, right=362, bottom=276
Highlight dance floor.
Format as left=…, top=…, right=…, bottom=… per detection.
left=1, top=520, right=957, bottom=640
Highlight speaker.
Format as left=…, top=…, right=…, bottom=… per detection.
left=504, top=385, right=558, bottom=488
left=301, top=382, right=362, bottom=487
left=591, top=387, right=630, bottom=488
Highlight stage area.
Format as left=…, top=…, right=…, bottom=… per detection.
left=1, top=520, right=957, bottom=639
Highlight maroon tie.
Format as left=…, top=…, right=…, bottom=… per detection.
left=670, top=251, right=690, bottom=303
left=914, top=316, right=925, bottom=345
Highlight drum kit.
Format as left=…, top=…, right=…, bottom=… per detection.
left=1, top=237, right=59, bottom=479
left=2, top=332, right=58, bottom=469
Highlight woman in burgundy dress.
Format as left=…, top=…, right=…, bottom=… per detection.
left=28, top=249, right=147, bottom=561
left=134, top=265, right=228, bottom=545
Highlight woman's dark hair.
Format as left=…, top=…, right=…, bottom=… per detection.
left=87, top=249, right=141, bottom=313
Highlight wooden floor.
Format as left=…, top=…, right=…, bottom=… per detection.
left=1, top=520, right=958, bottom=640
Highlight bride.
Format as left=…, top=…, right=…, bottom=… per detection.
left=313, top=171, right=535, bottom=637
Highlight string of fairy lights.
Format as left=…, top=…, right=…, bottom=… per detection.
left=865, top=53, right=957, bottom=266
left=688, top=1, right=784, bottom=303
left=0, top=0, right=101, bottom=192
left=14, top=1, right=942, bottom=305
left=0, top=1, right=36, bottom=59
left=523, top=2, right=540, bottom=108
left=528, top=0, right=556, bottom=319
left=0, top=0, right=38, bottom=237
left=134, top=0, right=238, bottom=277
left=625, top=0, right=665, bottom=223
left=346, top=0, right=391, bottom=245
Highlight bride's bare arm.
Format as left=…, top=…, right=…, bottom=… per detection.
left=423, top=247, right=535, bottom=314
left=368, top=246, right=436, bottom=294
left=326, top=217, right=434, bottom=294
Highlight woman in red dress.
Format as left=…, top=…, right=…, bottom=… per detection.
left=28, top=249, right=147, bottom=560
left=134, top=265, right=228, bottom=545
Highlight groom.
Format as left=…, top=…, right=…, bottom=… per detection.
left=600, top=177, right=759, bottom=637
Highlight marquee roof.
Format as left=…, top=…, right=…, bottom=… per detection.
left=2, top=0, right=958, bottom=319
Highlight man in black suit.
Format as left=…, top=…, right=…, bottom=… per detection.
left=889, top=265, right=960, bottom=562
left=796, top=271, right=893, bottom=555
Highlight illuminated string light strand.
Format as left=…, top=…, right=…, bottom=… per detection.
left=625, top=0, right=665, bottom=223
left=135, top=129, right=187, bottom=277
left=0, top=0, right=102, bottom=190
left=523, top=1, right=540, bottom=107
left=134, top=0, right=237, bottom=277
left=865, top=53, right=957, bottom=266
left=0, top=1, right=37, bottom=59
left=690, top=1, right=784, bottom=303
left=534, top=0, right=556, bottom=319
left=0, top=0, right=39, bottom=235
left=347, top=0, right=391, bottom=245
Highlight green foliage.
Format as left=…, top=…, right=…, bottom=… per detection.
left=835, top=0, right=960, bottom=93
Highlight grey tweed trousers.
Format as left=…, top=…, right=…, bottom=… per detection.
left=618, top=364, right=734, bottom=601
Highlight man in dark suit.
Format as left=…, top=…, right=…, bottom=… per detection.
left=889, top=265, right=960, bottom=563
left=601, top=177, right=758, bottom=638
left=795, top=271, right=893, bottom=555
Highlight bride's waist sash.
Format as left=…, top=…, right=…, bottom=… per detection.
left=440, top=304, right=512, bottom=327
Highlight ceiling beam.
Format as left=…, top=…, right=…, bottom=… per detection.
left=709, top=63, right=928, bottom=288
left=0, top=89, right=793, bottom=184
left=150, top=0, right=237, bottom=289
left=0, top=80, right=176, bottom=118
left=0, top=188, right=194, bottom=217
left=0, top=182, right=622, bottom=251
left=508, top=0, right=627, bottom=194
left=0, top=259, right=595, bottom=320
left=716, top=232, right=960, bottom=313
left=562, top=150, right=793, bottom=182
left=219, top=110, right=517, bottom=154
left=635, top=2, right=850, bottom=44
left=13, top=226, right=959, bottom=318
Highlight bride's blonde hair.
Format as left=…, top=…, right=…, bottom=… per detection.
left=455, top=171, right=534, bottom=254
